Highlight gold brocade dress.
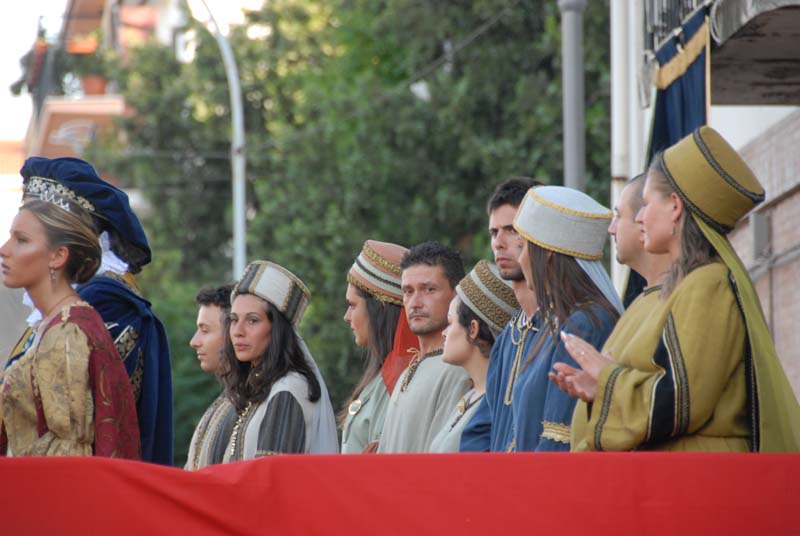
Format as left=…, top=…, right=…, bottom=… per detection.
left=0, top=303, right=140, bottom=458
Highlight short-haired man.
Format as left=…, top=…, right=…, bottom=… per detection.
left=185, top=284, right=237, bottom=470
left=609, top=174, right=670, bottom=288
left=377, top=241, right=471, bottom=453
left=460, top=177, right=544, bottom=452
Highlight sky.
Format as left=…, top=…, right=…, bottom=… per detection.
left=0, top=0, right=67, bottom=141
left=0, top=1, right=66, bottom=244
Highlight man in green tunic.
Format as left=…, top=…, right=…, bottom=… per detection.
left=378, top=242, right=470, bottom=453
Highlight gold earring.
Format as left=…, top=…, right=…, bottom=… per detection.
left=49, top=266, right=56, bottom=286
left=671, top=224, right=676, bottom=237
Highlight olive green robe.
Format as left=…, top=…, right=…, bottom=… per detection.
left=573, top=263, right=754, bottom=451
left=341, top=374, right=390, bottom=454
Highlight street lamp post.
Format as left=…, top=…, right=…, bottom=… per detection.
left=190, top=0, right=247, bottom=278
left=559, top=0, right=587, bottom=191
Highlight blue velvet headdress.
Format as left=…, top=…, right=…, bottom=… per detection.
left=20, top=157, right=151, bottom=271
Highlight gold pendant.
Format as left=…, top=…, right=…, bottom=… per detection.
left=348, top=399, right=363, bottom=416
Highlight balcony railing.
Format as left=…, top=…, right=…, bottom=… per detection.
left=644, top=0, right=707, bottom=53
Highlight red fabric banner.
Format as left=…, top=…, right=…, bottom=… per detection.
left=1, top=453, right=798, bottom=534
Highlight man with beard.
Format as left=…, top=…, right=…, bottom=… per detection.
left=377, top=241, right=470, bottom=453
left=460, top=177, right=543, bottom=452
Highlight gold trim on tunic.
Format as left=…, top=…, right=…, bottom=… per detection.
left=540, top=421, right=571, bottom=445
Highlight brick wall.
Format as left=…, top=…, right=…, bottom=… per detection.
left=728, top=109, right=800, bottom=398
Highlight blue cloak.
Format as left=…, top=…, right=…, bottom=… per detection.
left=461, top=311, right=544, bottom=452
left=78, top=274, right=173, bottom=465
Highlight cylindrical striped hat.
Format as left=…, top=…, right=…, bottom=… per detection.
left=456, top=260, right=519, bottom=337
left=347, top=240, right=407, bottom=306
left=233, top=260, right=311, bottom=327
left=513, top=185, right=612, bottom=260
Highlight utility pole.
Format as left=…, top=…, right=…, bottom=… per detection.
left=191, top=0, right=247, bottom=278
left=559, top=0, right=587, bottom=191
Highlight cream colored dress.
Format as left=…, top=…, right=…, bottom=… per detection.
left=223, top=372, right=318, bottom=461
left=429, top=389, right=483, bottom=453
left=378, top=353, right=470, bottom=453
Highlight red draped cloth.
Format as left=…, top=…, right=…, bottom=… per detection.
left=0, top=453, right=797, bottom=534
left=381, top=311, right=418, bottom=394
left=78, top=304, right=141, bottom=459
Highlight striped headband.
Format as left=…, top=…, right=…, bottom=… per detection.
left=233, top=260, right=311, bottom=327
left=456, top=260, right=519, bottom=337
left=347, top=240, right=407, bottom=306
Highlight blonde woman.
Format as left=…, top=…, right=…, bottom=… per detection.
left=0, top=199, right=139, bottom=458
left=553, top=127, right=800, bottom=452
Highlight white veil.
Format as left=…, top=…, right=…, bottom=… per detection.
left=575, top=258, right=624, bottom=314
left=297, top=335, right=339, bottom=454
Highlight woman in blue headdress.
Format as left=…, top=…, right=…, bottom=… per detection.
left=15, top=157, right=172, bottom=465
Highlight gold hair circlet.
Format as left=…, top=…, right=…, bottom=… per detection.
left=25, top=176, right=96, bottom=214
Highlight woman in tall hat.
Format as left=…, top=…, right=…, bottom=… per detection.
left=510, top=186, right=623, bottom=451
left=221, top=261, right=337, bottom=460
left=341, top=240, right=418, bottom=453
left=429, top=260, right=519, bottom=453
left=553, top=126, right=800, bottom=452
left=0, top=198, right=139, bottom=458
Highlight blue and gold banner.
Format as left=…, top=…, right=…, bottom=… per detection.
left=647, top=7, right=710, bottom=164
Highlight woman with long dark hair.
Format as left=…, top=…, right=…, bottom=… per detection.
left=0, top=197, right=139, bottom=458
left=221, top=261, right=337, bottom=460
left=552, top=127, right=800, bottom=451
left=509, top=186, right=622, bottom=451
left=341, top=240, right=417, bottom=453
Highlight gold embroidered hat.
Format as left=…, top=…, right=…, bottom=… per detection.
left=513, top=185, right=612, bottom=260
left=456, top=260, right=520, bottom=337
left=233, top=261, right=311, bottom=327
left=660, top=126, right=765, bottom=233
left=347, top=240, right=408, bottom=306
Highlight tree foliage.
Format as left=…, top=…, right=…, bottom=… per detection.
left=98, top=0, right=611, bottom=465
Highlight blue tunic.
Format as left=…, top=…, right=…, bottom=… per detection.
left=78, top=274, right=173, bottom=465
left=458, top=396, right=490, bottom=452
left=510, top=306, right=616, bottom=452
left=462, top=310, right=543, bottom=452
